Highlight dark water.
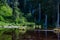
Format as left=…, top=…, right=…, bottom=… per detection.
left=1, top=30, right=59, bottom=40
left=21, top=31, right=58, bottom=40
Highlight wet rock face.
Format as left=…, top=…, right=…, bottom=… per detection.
left=21, top=31, right=58, bottom=40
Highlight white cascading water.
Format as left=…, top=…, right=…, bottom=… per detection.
left=57, top=2, right=60, bottom=40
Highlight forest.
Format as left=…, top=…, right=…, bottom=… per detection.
left=0, top=0, right=60, bottom=40
left=0, top=0, right=58, bottom=28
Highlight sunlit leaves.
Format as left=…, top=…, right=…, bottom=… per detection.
left=0, top=5, right=12, bottom=16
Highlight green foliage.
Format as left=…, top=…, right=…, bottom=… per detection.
left=15, top=8, right=26, bottom=24
left=0, top=21, right=9, bottom=26
left=25, top=13, right=34, bottom=22
left=0, top=5, right=12, bottom=16
left=0, top=16, right=4, bottom=21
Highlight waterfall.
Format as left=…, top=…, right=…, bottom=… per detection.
left=32, top=9, right=35, bottom=14
left=56, top=2, right=60, bottom=40
left=44, top=14, right=47, bottom=30
left=56, top=2, right=60, bottom=27
left=29, top=3, right=32, bottom=13
left=38, top=3, right=41, bottom=23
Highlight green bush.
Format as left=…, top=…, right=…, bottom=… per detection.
left=0, top=5, right=12, bottom=16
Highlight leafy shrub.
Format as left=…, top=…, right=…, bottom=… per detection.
left=0, top=5, right=12, bottom=16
